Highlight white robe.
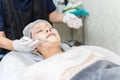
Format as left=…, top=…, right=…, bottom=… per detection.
left=0, top=46, right=120, bottom=80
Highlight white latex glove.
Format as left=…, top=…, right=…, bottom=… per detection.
left=63, top=13, right=83, bottom=29
left=13, top=36, right=39, bottom=52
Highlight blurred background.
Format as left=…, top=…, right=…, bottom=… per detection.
left=53, top=0, right=120, bottom=55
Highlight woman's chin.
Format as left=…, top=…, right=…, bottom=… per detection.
left=48, top=37, right=58, bottom=42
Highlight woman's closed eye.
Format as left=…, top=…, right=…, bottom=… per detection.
left=36, top=27, right=54, bottom=33
left=36, top=29, right=43, bottom=33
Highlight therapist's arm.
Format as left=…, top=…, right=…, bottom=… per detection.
left=49, top=11, right=65, bottom=23
left=0, top=31, right=15, bottom=50
left=49, top=11, right=82, bottom=29
left=0, top=31, right=40, bottom=52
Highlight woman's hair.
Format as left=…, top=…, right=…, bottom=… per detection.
left=23, top=19, right=51, bottom=38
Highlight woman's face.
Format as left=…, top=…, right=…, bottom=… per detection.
left=30, top=22, right=61, bottom=50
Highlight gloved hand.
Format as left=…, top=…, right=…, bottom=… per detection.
left=13, top=36, right=39, bottom=52
left=63, top=13, right=83, bottom=29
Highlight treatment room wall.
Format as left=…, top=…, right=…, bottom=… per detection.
left=81, top=0, right=120, bottom=54
left=53, top=23, right=84, bottom=44
left=53, top=23, right=72, bottom=41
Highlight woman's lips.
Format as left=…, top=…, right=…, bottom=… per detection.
left=47, top=33, right=56, bottom=38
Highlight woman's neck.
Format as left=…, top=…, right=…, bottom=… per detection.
left=38, top=47, right=62, bottom=59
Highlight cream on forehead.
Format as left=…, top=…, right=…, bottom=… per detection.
left=30, top=22, right=51, bottom=33
left=30, top=22, right=52, bottom=32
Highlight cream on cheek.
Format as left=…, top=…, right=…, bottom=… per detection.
left=32, top=32, right=47, bottom=43
left=47, top=29, right=59, bottom=41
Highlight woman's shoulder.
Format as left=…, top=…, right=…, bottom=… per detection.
left=0, top=51, right=35, bottom=67
left=1, top=51, right=29, bottom=63
left=1, top=51, right=21, bottom=61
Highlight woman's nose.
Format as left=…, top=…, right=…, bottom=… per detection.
left=45, top=28, right=51, bottom=33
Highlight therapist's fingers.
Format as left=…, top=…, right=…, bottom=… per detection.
left=20, top=36, right=35, bottom=46
left=28, top=39, right=39, bottom=48
left=22, top=39, right=33, bottom=46
left=20, top=36, right=31, bottom=42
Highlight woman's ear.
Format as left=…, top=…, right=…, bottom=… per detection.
left=34, top=47, right=38, bottom=52
left=34, top=47, right=43, bottom=56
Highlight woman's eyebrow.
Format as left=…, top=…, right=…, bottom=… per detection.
left=35, top=26, right=46, bottom=31
left=34, top=23, right=52, bottom=32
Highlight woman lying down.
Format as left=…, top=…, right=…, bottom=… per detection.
left=0, top=19, right=120, bottom=80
